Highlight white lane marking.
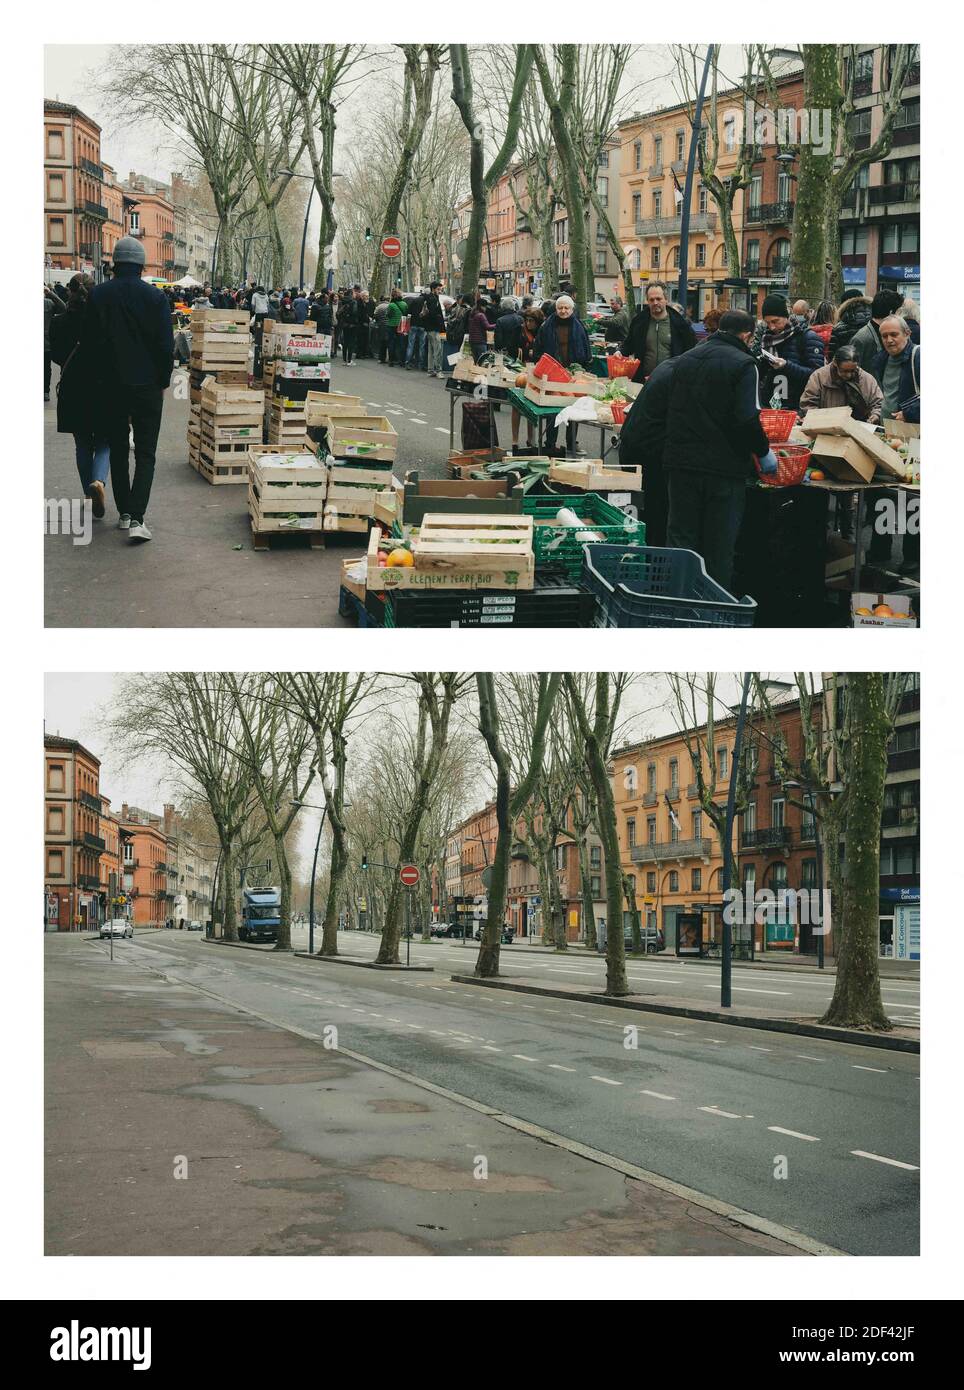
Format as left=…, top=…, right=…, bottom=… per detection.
left=365, top=401, right=381, bottom=407
left=591, top=1075, right=622, bottom=1086
left=482, top=1045, right=502, bottom=1052
left=769, top=1126, right=821, bottom=1142
left=703, top=1038, right=725, bottom=1045
left=519, top=1004, right=537, bottom=1009
left=730, top=986, right=792, bottom=996
left=852, top=1064, right=888, bottom=1074
left=794, top=1055, right=823, bottom=1062
left=368, top=1012, right=383, bottom=1018
left=406, top=1023, right=422, bottom=1029
left=664, top=1030, right=687, bottom=1037
left=851, top=1150, right=919, bottom=1172
left=434, top=426, right=449, bottom=433
left=512, top=1054, right=538, bottom=1062
left=748, top=1045, right=772, bottom=1052
left=549, top=1064, right=577, bottom=1073
left=428, top=1030, right=446, bottom=1036
left=641, top=1089, right=677, bottom=1101
left=386, top=1017, right=402, bottom=1023
left=386, top=401, right=406, bottom=407
left=699, top=1106, right=743, bottom=1119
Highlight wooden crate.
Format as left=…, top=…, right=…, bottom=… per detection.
left=341, top=555, right=368, bottom=602
left=196, top=452, right=249, bottom=485
left=366, top=513, right=534, bottom=592
left=248, top=481, right=325, bottom=530
left=249, top=448, right=327, bottom=501
left=524, top=367, right=606, bottom=408
left=328, top=415, right=398, bottom=462
left=305, top=391, right=363, bottom=426
left=548, top=459, right=643, bottom=491
left=190, top=309, right=249, bottom=327
left=402, top=473, right=521, bottom=526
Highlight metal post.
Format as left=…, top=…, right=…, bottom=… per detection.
left=300, top=185, right=314, bottom=291
left=309, top=806, right=327, bottom=956
left=811, top=789, right=825, bottom=969
left=405, top=888, right=411, bottom=966
left=678, top=44, right=715, bottom=314
left=721, top=672, right=752, bottom=1008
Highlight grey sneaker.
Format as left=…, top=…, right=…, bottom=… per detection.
left=117, top=514, right=132, bottom=530
left=128, top=521, right=152, bottom=543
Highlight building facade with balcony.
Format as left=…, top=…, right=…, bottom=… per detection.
left=877, top=677, right=920, bottom=959
left=119, top=804, right=171, bottom=929
left=837, top=45, right=920, bottom=300
left=121, top=172, right=177, bottom=280
left=44, top=735, right=106, bottom=931
left=44, top=100, right=109, bottom=277
left=736, top=75, right=805, bottom=316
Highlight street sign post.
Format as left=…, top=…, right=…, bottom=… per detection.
left=399, top=864, right=419, bottom=887
left=381, top=235, right=402, bottom=259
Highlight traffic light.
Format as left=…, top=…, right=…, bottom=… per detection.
left=361, top=854, right=368, bottom=870
left=365, top=226, right=372, bottom=242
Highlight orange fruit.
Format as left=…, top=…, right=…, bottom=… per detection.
left=387, top=547, right=414, bottom=568
left=516, top=372, right=528, bottom=388
left=809, top=469, right=825, bottom=481
left=855, top=607, right=872, bottom=616
left=873, top=604, right=894, bottom=618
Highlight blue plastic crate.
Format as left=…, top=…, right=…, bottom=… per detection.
left=581, top=545, right=757, bottom=628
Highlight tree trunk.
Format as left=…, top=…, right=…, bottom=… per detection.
left=318, top=828, right=344, bottom=956
left=534, top=46, right=587, bottom=315
left=789, top=45, right=840, bottom=303
left=624, top=873, right=642, bottom=952
left=220, top=840, right=238, bottom=941
left=820, top=675, right=891, bottom=1030
left=273, top=833, right=292, bottom=950
left=825, top=186, right=845, bottom=303
left=549, top=851, right=568, bottom=950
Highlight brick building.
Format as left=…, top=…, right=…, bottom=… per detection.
left=44, top=100, right=108, bottom=277
left=44, top=735, right=106, bottom=931
left=122, top=172, right=177, bottom=280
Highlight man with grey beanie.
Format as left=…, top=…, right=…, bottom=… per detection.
left=82, top=235, right=175, bottom=543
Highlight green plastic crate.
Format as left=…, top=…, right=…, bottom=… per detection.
left=522, top=493, right=645, bottom=578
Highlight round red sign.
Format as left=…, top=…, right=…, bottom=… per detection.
left=381, top=235, right=402, bottom=259
left=399, top=863, right=420, bottom=886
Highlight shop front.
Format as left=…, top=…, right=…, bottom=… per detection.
left=879, top=886, right=920, bottom=961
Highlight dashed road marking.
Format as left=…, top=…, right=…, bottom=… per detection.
left=512, top=1054, right=537, bottom=1062
left=699, top=1106, right=744, bottom=1119
left=591, top=1075, right=622, bottom=1086
left=434, top=426, right=449, bottom=433
left=482, top=1045, right=502, bottom=1052
left=769, top=1126, right=821, bottom=1142
left=748, top=1046, right=772, bottom=1052
left=794, top=1055, right=823, bottom=1062
left=852, top=1065, right=888, bottom=1074
left=851, top=1150, right=919, bottom=1171
left=548, top=1064, right=577, bottom=1072
left=641, top=1090, right=677, bottom=1101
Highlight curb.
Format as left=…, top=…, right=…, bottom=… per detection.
left=203, top=937, right=291, bottom=954
left=293, top=952, right=433, bottom=973
left=497, top=942, right=916, bottom=981
left=449, top=975, right=919, bottom=1053
left=137, top=956, right=842, bottom=1257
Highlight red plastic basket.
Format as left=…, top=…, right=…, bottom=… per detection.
left=609, top=402, right=627, bottom=425
left=607, top=354, right=639, bottom=379
left=755, top=445, right=811, bottom=487
left=759, top=408, right=797, bottom=443
left=532, top=354, right=572, bottom=383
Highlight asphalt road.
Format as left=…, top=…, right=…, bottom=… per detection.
left=118, top=930, right=919, bottom=1255
left=293, top=928, right=921, bottom=1027
left=43, top=356, right=456, bottom=628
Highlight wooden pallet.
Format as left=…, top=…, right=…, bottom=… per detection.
left=366, top=513, right=534, bottom=592
left=249, top=521, right=325, bottom=551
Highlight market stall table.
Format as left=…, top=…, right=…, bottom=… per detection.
left=445, top=376, right=508, bottom=451
left=808, top=476, right=920, bottom=599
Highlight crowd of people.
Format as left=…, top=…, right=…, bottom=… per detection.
left=45, top=240, right=920, bottom=582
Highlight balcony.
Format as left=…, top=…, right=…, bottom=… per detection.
left=82, top=832, right=106, bottom=852
left=79, top=242, right=95, bottom=259
left=648, top=164, right=664, bottom=179
left=635, top=211, right=717, bottom=238
left=77, top=873, right=101, bottom=890
left=741, top=827, right=792, bottom=851
left=666, top=787, right=681, bottom=803
left=631, top=837, right=712, bottom=864
left=642, top=790, right=658, bottom=806
left=687, top=783, right=700, bottom=799
left=744, top=200, right=795, bottom=226
left=162, top=231, right=175, bottom=242
left=78, top=156, right=104, bottom=180
left=78, top=791, right=102, bottom=814
left=83, top=200, right=108, bottom=220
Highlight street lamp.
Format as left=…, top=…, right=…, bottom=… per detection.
left=720, top=675, right=793, bottom=1007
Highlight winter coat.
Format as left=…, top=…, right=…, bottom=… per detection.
left=662, top=331, right=770, bottom=480
left=292, top=296, right=310, bottom=324
left=532, top=313, right=592, bottom=371
left=50, top=303, right=100, bottom=436
left=385, top=298, right=405, bottom=332
left=798, top=362, right=883, bottom=424
left=603, top=306, right=630, bottom=343
left=44, top=292, right=65, bottom=353
left=418, top=293, right=445, bottom=332
left=871, top=342, right=920, bottom=423
left=621, top=303, right=696, bottom=382
left=828, top=296, right=873, bottom=355
left=493, top=310, right=523, bottom=358
left=618, top=355, right=680, bottom=469
left=757, top=323, right=826, bottom=410
left=468, top=307, right=492, bottom=346
left=82, top=264, right=175, bottom=392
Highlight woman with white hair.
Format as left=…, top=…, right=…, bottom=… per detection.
left=531, top=295, right=592, bottom=453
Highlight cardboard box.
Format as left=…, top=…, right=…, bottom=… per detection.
left=808, top=435, right=877, bottom=485
left=800, top=406, right=904, bottom=480
left=851, top=592, right=917, bottom=628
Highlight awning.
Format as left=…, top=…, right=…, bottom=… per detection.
left=878, top=265, right=920, bottom=282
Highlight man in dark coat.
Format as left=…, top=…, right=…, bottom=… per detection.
left=82, top=236, right=175, bottom=543
left=871, top=317, right=920, bottom=424
left=621, top=281, right=696, bottom=383
left=828, top=290, right=873, bottom=355
left=50, top=273, right=111, bottom=519
left=663, top=308, right=776, bottom=590
left=494, top=298, right=523, bottom=360
left=617, top=356, right=681, bottom=547
left=754, top=293, right=825, bottom=411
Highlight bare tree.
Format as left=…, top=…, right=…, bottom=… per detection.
left=532, top=46, right=589, bottom=315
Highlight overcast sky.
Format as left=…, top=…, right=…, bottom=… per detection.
left=44, top=43, right=756, bottom=245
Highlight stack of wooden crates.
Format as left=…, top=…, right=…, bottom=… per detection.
left=264, top=326, right=331, bottom=449
left=246, top=445, right=328, bottom=550
left=194, top=380, right=265, bottom=485
left=188, top=309, right=251, bottom=474
left=305, top=392, right=400, bottom=533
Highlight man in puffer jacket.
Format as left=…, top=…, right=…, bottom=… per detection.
left=755, top=293, right=825, bottom=410
left=828, top=290, right=873, bottom=355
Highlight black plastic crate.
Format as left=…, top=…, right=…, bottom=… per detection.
left=582, top=545, right=757, bottom=628
left=370, top=574, right=597, bottom=628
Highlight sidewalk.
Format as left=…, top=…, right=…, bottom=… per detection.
left=45, top=934, right=809, bottom=1256
left=500, top=939, right=918, bottom=979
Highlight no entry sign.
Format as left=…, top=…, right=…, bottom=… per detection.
left=381, top=235, right=402, bottom=259
left=399, top=863, right=420, bottom=887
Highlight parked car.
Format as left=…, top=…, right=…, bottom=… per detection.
left=186, top=920, right=202, bottom=932
left=99, top=919, right=133, bottom=940
left=624, top=926, right=665, bottom=955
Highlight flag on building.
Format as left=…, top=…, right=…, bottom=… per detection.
left=664, top=792, right=682, bottom=833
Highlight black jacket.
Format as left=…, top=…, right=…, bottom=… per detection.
left=313, top=301, right=334, bottom=334
left=494, top=311, right=523, bottom=358
left=618, top=356, right=680, bottom=471
left=83, top=264, right=175, bottom=390
left=663, top=331, right=770, bottom=479
left=50, top=304, right=100, bottom=437
left=757, top=324, right=826, bottom=409
left=828, top=296, right=873, bottom=355
left=621, top=304, right=696, bottom=382
left=419, top=293, right=445, bottom=332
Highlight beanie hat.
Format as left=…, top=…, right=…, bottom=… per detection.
left=761, top=293, right=788, bottom=317
left=839, top=287, right=863, bottom=303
